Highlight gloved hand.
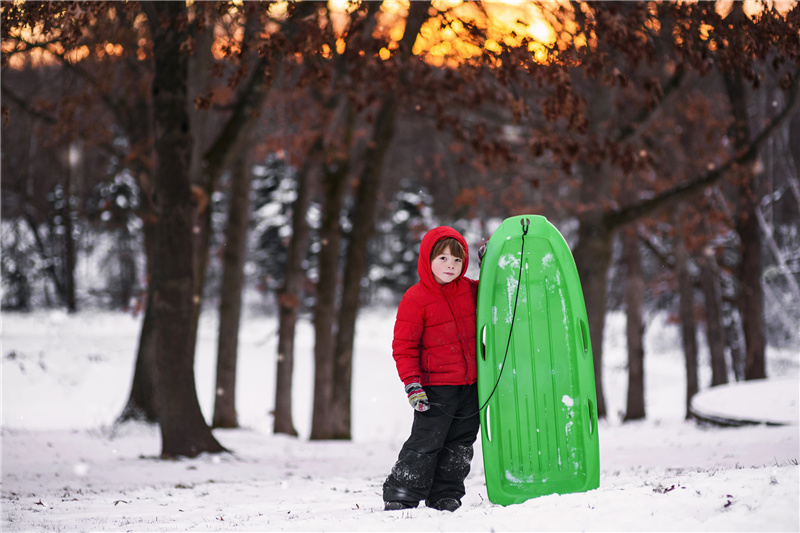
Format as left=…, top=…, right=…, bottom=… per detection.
left=478, top=243, right=487, bottom=268
left=405, top=382, right=430, bottom=412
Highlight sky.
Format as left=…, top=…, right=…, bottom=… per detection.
left=1, top=307, right=798, bottom=531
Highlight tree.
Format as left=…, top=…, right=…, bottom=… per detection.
left=485, top=1, right=800, bottom=417
left=330, top=0, right=431, bottom=440
left=4, top=0, right=798, bottom=432
left=273, top=148, right=314, bottom=437
left=2, top=72, right=85, bottom=313
left=3, top=1, right=163, bottom=421
left=310, top=109, right=355, bottom=440
left=297, top=0, right=431, bottom=440
left=212, top=151, right=252, bottom=429
left=722, top=4, right=766, bottom=381
left=187, top=2, right=319, bottom=436
left=189, top=3, right=273, bottom=351
left=4, top=1, right=158, bottom=313
left=142, top=1, right=224, bottom=457
left=622, top=225, right=645, bottom=421
left=674, top=209, right=699, bottom=419
left=696, top=209, right=729, bottom=387
left=58, top=102, right=78, bottom=313
left=122, top=2, right=312, bottom=426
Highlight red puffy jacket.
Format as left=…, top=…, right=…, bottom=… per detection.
left=392, top=226, right=478, bottom=387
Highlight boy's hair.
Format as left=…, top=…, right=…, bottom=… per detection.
left=430, top=237, right=465, bottom=262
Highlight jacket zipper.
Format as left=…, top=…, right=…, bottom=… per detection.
left=442, top=285, right=471, bottom=382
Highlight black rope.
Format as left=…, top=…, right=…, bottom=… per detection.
left=432, top=218, right=530, bottom=419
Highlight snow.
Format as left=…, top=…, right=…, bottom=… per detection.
left=690, top=377, right=799, bottom=426
left=2, top=309, right=799, bottom=532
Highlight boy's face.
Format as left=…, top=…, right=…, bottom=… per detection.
left=431, top=246, right=463, bottom=285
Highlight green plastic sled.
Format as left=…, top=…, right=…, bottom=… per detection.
left=476, top=215, right=600, bottom=506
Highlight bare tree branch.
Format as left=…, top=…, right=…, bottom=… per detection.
left=1, top=82, right=57, bottom=124
left=615, top=68, right=685, bottom=144
left=606, top=66, right=800, bottom=231
left=1, top=81, right=139, bottom=173
left=9, top=34, right=129, bottom=125
left=756, top=205, right=800, bottom=301
left=201, top=2, right=319, bottom=184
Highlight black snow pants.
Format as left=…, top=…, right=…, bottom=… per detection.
left=382, top=384, right=480, bottom=507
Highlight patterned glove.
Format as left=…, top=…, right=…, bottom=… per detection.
left=478, top=243, right=487, bottom=268
left=405, top=382, right=430, bottom=412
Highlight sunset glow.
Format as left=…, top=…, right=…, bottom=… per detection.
left=2, top=1, right=797, bottom=70
left=410, top=0, right=569, bottom=67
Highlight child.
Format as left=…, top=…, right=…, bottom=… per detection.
left=382, top=226, right=480, bottom=512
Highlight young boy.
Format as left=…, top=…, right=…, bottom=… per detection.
left=382, top=226, right=480, bottom=512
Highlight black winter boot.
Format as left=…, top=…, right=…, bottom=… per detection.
left=384, top=501, right=417, bottom=511
left=429, top=497, right=461, bottom=512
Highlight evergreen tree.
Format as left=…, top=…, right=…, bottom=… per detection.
left=250, top=155, right=306, bottom=302
left=367, top=181, right=435, bottom=304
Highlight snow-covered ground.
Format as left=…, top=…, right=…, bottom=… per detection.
left=2, top=308, right=799, bottom=531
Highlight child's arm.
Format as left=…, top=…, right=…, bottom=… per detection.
left=393, top=300, right=430, bottom=411
left=391, top=295, right=424, bottom=387
left=392, top=292, right=431, bottom=411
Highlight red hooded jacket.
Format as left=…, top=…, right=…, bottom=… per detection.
left=392, top=226, right=479, bottom=387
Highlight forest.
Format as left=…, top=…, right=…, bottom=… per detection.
left=1, top=0, right=799, bottom=458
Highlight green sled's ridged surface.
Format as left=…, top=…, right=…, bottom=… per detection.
left=477, top=215, right=600, bottom=506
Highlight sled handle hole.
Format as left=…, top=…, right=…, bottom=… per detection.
left=579, top=319, right=589, bottom=356
left=485, top=404, right=492, bottom=443
left=481, top=325, right=487, bottom=361
left=587, top=399, right=596, bottom=436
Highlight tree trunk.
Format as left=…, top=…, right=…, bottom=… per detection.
left=117, top=223, right=137, bottom=310
left=188, top=12, right=215, bottom=346
left=118, top=218, right=159, bottom=424
left=329, top=0, right=430, bottom=440
left=308, top=42, right=359, bottom=438
left=212, top=153, right=251, bottom=428
left=674, top=212, right=699, bottom=419
left=63, top=147, right=77, bottom=313
left=736, top=184, right=767, bottom=381
left=572, top=157, right=613, bottom=420
left=60, top=65, right=77, bottom=313
left=330, top=101, right=394, bottom=440
left=116, top=79, right=159, bottom=423
left=306, top=3, right=386, bottom=440
left=722, top=21, right=767, bottom=381
left=569, top=73, right=617, bottom=420
left=119, top=286, right=159, bottom=422
left=572, top=217, right=611, bottom=420
left=274, top=139, right=319, bottom=437
left=698, top=244, right=728, bottom=387
left=623, top=227, right=645, bottom=421
left=144, top=1, right=224, bottom=458
left=310, top=160, right=351, bottom=440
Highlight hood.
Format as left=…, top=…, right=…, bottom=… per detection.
left=418, top=226, right=470, bottom=290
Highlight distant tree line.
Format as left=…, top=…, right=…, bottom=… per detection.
left=2, top=1, right=798, bottom=456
